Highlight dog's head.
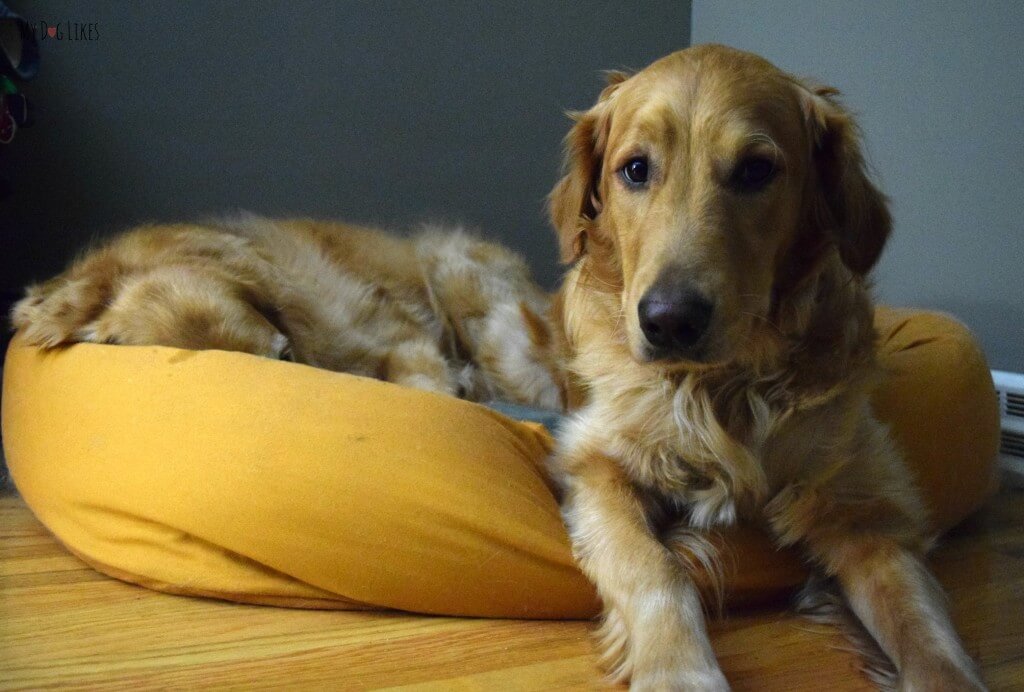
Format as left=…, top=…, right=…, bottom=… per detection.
left=549, top=44, right=890, bottom=367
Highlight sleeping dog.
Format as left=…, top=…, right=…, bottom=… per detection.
left=548, top=44, right=984, bottom=690
left=12, top=215, right=563, bottom=409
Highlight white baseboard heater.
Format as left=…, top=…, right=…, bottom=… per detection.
left=993, top=370, right=1024, bottom=487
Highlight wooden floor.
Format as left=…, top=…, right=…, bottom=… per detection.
left=2, top=484, right=1022, bottom=691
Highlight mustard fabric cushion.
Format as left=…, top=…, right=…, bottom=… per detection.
left=1, top=308, right=999, bottom=617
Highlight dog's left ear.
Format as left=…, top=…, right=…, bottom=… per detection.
left=801, top=84, right=892, bottom=275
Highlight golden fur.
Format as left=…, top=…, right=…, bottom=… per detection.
left=12, top=215, right=563, bottom=408
left=548, top=45, right=984, bottom=690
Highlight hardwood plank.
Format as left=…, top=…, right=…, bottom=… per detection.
left=2, top=488, right=1021, bottom=690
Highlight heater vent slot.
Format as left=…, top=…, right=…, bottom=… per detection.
left=1002, top=430, right=1024, bottom=459
left=1006, top=393, right=1024, bottom=418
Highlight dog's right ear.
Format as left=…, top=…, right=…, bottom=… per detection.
left=548, top=72, right=627, bottom=264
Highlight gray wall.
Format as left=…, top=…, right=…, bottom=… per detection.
left=693, top=1, right=1024, bottom=371
left=0, top=0, right=691, bottom=304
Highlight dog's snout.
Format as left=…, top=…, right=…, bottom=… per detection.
left=638, top=285, right=713, bottom=358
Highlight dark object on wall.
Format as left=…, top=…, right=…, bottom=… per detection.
left=0, top=2, right=39, bottom=80
left=0, top=2, right=38, bottom=198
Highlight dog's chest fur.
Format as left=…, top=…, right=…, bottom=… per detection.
left=567, top=364, right=780, bottom=529
left=560, top=261, right=878, bottom=531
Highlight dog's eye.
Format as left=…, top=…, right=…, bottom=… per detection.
left=731, top=157, right=776, bottom=192
left=621, top=157, right=649, bottom=186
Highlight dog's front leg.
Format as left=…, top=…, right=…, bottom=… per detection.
left=560, top=449, right=728, bottom=691
left=829, top=539, right=984, bottom=691
left=769, top=483, right=985, bottom=691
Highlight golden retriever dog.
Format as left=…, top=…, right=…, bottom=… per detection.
left=12, top=215, right=563, bottom=408
left=548, top=45, right=984, bottom=690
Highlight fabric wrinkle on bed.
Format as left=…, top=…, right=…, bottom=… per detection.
left=0, top=307, right=1000, bottom=618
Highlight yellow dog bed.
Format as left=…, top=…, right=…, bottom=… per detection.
left=1, top=308, right=999, bottom=618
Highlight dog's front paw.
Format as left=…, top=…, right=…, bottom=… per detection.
left=631, top=665, right=730, bottom=692
left=11, top=279, right=104, bottom=348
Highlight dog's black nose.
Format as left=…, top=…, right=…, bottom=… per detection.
left=638, top=286, right=713, bottom=357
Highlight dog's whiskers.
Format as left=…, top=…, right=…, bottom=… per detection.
left=740, top=310, right=783, bottom=336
